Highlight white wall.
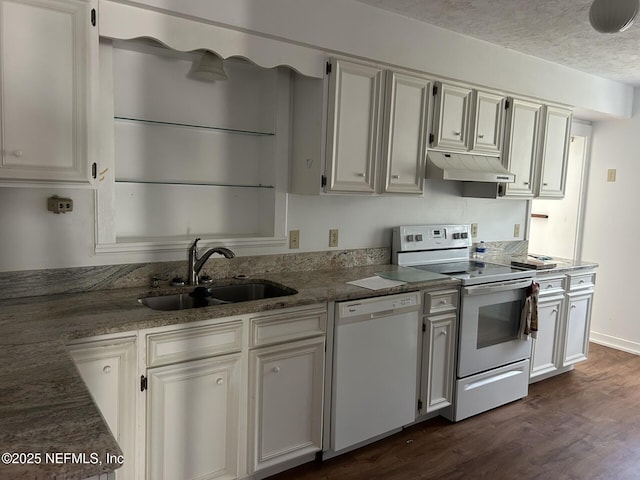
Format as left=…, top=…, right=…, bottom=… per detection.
left=582, top=87, right=640, bottom=354
left=0, top=182, right=527, bottom=271
left=129, top=0, right=633, bottom=119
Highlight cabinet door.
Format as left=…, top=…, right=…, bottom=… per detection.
left=502, top=98, right=542, bottom=198
left=249, top=336, right=324, bottom=473
left=530, top=295, right=564, bottom=380
left=470, top=90, right=505, bottom=154
left=563, top=290, right=593, bottom=367
left=68, top=336, right=137, bottom=480
left=0, top=0, right=92, bottom=183
left=421, top=313, right=456, bottom=413
left=146, top=353, right=241, bottom=480
left=325, top=59, right=383, bottom=193
left=537, top=106, right=572, bottom=198
left=380, top=71, right=430, bottom=194
left=431, top=83, right=472, bottom=151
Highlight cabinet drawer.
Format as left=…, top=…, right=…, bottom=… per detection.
left=538, top=276, right=566, bottom=295
left=147, top=321, right=243, bottom=368
left=567, top=271, right=596, bottom=291
left=424, top=289, right=458, bottom=314
left=250, top=304, right=326, bottom=348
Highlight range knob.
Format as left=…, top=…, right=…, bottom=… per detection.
left=406, top=234, right=415, bottom=242
left=415, top=234, right=423, bottom=241
left=461, top=232, right=469, bottom=239
left=453, top=233, right=461, bottom=239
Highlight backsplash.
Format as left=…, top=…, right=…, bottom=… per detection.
left=0, top=248, right=389, bottom=300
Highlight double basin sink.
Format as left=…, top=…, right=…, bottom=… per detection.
left=139, top=280, right=297, bottom=311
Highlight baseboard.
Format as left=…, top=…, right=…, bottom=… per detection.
left=590, top=331, right=640, bottom=356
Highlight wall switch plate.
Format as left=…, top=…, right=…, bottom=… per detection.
left=471, top=223, right=478, bottom=238
left=329, top=229, right=339, bottom=247
left=289, top=229, right=300, bottom=249
left=607, top=169, right=616, bottom=182
left=514, top=223, right=521, bottom=237
left=47, top=196, right=73, bottom=214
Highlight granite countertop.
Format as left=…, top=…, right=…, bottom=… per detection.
left=0, top=263, right=457, bottom=480
left=486, top=254, right=599, bottom=274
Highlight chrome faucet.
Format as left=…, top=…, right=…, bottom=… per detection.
left=188, top=238, right=235, bottom=285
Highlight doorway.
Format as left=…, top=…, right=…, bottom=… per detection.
left=528, top=122, right=591, bottom=260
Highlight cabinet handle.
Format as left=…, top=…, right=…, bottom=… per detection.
left=5, top=149, right=23, bottom=158
left=551, top=308, right=558, bottom=314
left=571, top=304, right=577, bottom=309
left=546, top=284, right=553, bottom=289
left=477, top=134, right=484, bottom=139
left=523, top=182, right=530, bottom=185
left=579, top=279, right=585, bottom=284
left=543, top=182, right=549, bottom=186
left=439, top=299, right=448, bottom=305
left=272, top=366, right=281, bottom=373
left=392, top=174, right=400, bottom=179
left=216, top=377, right=224, bottom=385
left=102, top=365, right=112, bottom=374
left=357, top=173, right=366, bottom=177
left=440, top=330, right=448, bottom=336
left=453, top=131, right=461, bottom=136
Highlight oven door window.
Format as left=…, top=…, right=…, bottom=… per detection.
left=477, top=299, right=522, bottom=349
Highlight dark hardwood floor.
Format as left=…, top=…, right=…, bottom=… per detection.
left=268, top=343, right=640, bottom=480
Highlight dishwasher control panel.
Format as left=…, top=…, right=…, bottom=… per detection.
left=337, top=291, right=420, bottom=319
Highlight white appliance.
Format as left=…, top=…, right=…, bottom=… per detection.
left=331, top=292, right=420, bottom=452
left=392, top=224, right=536, bottom=422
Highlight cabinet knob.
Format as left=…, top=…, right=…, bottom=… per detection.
left=546, top=284, right=553, bottom=289
left=102, top=365, right=112, bottom=374
left=439, top=299, right=448, bottom=305
left=216, top=377, right=224, bottom=385
left=392, top=174, right=400, bottom=179
left=543, top=183, right=549, bottom=186
left=453, top=131, right=461, bottom=136
left=357, top=173, right=366, bottom=177
left=571, top=304, right=577, bottom=309
left=579, top=279, right=585, bottom=284
left=5, top=149, right=23, bottom=158
left=272, top=366, right=281, bottom=373
left=551, top=308, right=559, bottom=314
left=523, top=182, right=530, bottom=185
left=440, top=330, right=447, bottom=336
left=477, top=134, right=484, bottom=139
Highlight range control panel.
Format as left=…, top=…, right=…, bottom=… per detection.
left=392, top=224, right=472, bottom=252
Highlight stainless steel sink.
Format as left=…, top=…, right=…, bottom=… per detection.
left=139, top=281, right=297, bottom=311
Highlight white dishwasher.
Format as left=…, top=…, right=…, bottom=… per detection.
left=331, top=291, right=420, bottom=453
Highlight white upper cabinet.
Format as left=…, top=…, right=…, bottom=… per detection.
left=537, top=105, right=572, bottom=198
left=431, top=83, right=473, bottom=151
left=431, top=82, right=506, bottom=156
left=292, top=58, right=431, bottom=195
left=325, top=59, right=384, bottom=193
left=0, top=0, right=95, bottom=184
left=471, top=91, right=506, bottom=154
left=502, top=98, right=543, bottom=198
left=380, top=71, right=431, bottom=194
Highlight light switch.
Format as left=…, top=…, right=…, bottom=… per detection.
left=607, top=169, right=616, bottom=182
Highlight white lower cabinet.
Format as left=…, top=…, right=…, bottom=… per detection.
left=530, top=294, right=564, bottom=379
left=68, top=335, right=137, bottom=480
left=530, top=270, right=595, bottom=383
left=419, top=288, right=457, bottom=415
left=248, top=337, right=324, bottom=473
left=146, top=353, right=242, bottom=480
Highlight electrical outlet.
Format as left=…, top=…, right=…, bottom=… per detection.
left=289, top=229, right=300, bottom=249
left=471, top=223, right=478, bottom=238
left=514, top=223, right=521, bottom=238
left=329, top=229, right=339, bottom=247
left=607, top=169, right=616, bottom=182
left=47, top=196, right=73, bottom=214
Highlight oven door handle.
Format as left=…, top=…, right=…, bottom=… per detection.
left=463, top=279, right=533, bottom=296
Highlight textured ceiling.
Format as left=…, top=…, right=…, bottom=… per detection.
left=356, top=0, right=640, bottom=86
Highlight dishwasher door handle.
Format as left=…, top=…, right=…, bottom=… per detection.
left=369, top=309, right=396, bottom=319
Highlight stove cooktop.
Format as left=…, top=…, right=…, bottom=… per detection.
left=412, top=260, right=536, bottom=286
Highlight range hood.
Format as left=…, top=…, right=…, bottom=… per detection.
left=426, top=151, right=515, bottom=183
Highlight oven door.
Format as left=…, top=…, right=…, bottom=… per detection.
left=458, top=279, right=533, bottom=378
